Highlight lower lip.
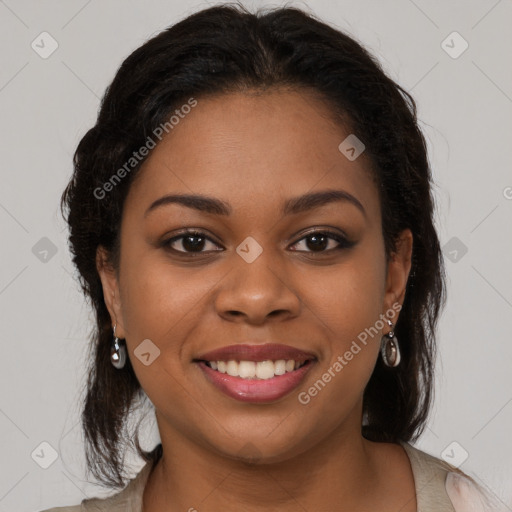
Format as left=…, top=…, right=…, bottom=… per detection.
left=196, top=360, right=315, bottom=403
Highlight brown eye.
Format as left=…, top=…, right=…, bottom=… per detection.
left=289, top=230, right=355, bottom=253
left=162, top=230, right=221, bottom=254
left=161, top=228, right=355, bottom=257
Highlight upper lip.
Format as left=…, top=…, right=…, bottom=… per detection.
left=195, top=343, right=317, bottom=363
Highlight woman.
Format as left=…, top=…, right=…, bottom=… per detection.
left=40, top=3, right=498, bottom=511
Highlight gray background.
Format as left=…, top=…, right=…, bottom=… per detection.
left=1, top=0, right=511, bottom=510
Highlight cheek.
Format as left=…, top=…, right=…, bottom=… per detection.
left=306, top=247, right=386, bottom=346
left=296, top=245, right=386, bottom=409
left=120, top=253, right=216, bottom=341
left=117, top=252, right=210, bottom=406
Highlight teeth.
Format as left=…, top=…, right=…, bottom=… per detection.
left=206, top=359, right=307, bottom=379
left=226, top=360, right=239, bottom=377
left=274, top=360, right=286, bottom=376
left=256, top=360, right=274, bottom=379
left=239, top=361, right=256, bottom=378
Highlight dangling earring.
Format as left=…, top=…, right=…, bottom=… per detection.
left=111, top=324, right=126, bottom=369
left=380, top=319, right=401, bottom=367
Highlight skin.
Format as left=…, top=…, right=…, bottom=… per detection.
left=97, top=88, right=415, bottom=511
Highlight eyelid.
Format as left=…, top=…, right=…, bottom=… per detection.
left=289, top=228, right=354, bottom=251
left=161, top=229, right=222, bottom=254
left=160, top=227, right=355, bottom=255
left=289, top=226, right=351, bottom=245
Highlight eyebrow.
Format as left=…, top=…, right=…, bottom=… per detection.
left=144, top=189, right=366, bottom=218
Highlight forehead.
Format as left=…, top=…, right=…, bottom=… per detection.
left=125, top=88, right=380, bottom=223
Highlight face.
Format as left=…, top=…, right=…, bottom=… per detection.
left=97, top=88, right=412, bottom=463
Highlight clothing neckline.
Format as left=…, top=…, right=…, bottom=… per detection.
left=400, top=441, right=455, bottom=511
left=104, top=442, right=455, bottom=512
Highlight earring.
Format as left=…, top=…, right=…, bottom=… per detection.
left=111, top=324, right=126, bottom=369
left=380, top=319, right=401, bottom=367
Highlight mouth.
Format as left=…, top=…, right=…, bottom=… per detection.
left=200, top=358, right=312, bottom=379
left=193, top=343, right=317, bottom=403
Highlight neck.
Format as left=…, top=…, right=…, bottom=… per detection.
left=143, top=413, right=382, bottom=511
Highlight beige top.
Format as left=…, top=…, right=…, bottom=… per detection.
left=39, top=442, right=490, bottom=512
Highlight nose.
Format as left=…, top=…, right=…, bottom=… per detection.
left=214, top=250, right=301, bottom=325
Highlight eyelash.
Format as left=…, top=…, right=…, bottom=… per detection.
left=161, top=229, right=355, bottom=256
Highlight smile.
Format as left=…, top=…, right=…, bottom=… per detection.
left=204, top=359, right=309, bottom=379
left=196, top=358, right=316, bottom=403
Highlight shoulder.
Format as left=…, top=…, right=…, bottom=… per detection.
left=38, top=508, right=82, bottom=512
left=37, top=459, right=155, bottom=512
left=401, top=442, right=499, bottom=512
left=399, top=441, right=455, bottom=511
left=445, top=471, right=506, bottom=511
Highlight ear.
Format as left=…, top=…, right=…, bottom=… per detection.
left=383, top=229, right=413, bottom=318
left=96, top=246, right=126, bottom=338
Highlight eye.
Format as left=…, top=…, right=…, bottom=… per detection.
left=289, top=229, right=355, bottom=253
left=162, top=230, right=222, bottom=254
left=161, top=228, right=355, bottom=256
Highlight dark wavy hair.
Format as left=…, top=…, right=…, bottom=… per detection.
left=61, top=2, right=446, bottom=489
